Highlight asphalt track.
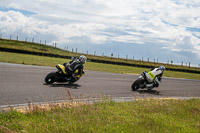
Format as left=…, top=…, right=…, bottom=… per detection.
left=0, top=62, right=200, bottom=106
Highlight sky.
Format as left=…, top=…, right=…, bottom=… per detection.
left=0, top=0, right=200, bottom=67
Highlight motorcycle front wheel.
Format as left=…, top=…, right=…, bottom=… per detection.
left=131, top=79, right=145, bottom=91
left=45, top=72, right=59, bottom=84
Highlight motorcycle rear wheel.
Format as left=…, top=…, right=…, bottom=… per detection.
left=131, top=79, right=145, bottom=91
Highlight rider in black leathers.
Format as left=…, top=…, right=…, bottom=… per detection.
left=63, top=55, right=87, bottom=80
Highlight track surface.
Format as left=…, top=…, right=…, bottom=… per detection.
left=0, top=62, right=200, bottom=106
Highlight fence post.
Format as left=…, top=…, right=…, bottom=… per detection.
left=10, top=36, right=12, bottom=40
left=111, top=53, right=113, bottom=59
left=32, top=38, right=34, bottom=43
left=181, top=61, right=183, bottom=66
left=55, top=43, right=57, bottom=47
left=133, top=56, right=134, bottom=60
left=25, top=38, right=27, bottom=42
left=102, top=53, right=104, bottom=57
left=16, top=36, right=18, bottom=40
left=76, top=48, right=77, bottom=53
left=148, top=58, right=149, bottom=62
left=171, top=60, right=173, bottom=65
left=189, top=62, right=190, bottom=67
left=40, top=40, right=41, bottom=44
left=72, top=49, right=74, bottom=53
left=126, top=55, right=128, bottom=60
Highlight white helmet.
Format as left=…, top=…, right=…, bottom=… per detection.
left=79, top=55, right=87, bottom=64
left=159, top=66, right=165, bottom=71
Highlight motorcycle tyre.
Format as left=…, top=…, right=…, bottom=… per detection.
left=131, top=79, right=145, bottom=91
left=45, top=72, right=59, bottom=84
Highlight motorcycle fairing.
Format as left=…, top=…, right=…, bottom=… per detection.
left=56, top=64, right=67, bottom=74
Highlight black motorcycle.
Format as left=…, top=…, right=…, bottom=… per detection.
left=45, top=60, right=84, bottom=84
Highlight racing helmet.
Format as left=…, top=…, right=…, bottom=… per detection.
left=79, top=55, right=87, bottom=64
left=159, top=65, right=165, bottom=71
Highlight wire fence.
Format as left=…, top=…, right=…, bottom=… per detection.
left=0, top=33, right=199, bottom=68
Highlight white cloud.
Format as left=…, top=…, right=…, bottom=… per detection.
left=0, top=0, right=200, bottom=65
left=0, top=10, right=108, bottom=44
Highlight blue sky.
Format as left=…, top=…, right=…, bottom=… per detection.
left=0, top=6, right=36, bottom=16
left=0, top=0, right=200, bottom=67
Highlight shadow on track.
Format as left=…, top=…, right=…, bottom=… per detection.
left=44, top=83, right=81, bottom=89
left=137, top=89, right=161, bottom=95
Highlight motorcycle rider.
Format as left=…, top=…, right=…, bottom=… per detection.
left=61, top=55, right=87, bottom=81
left=144, top=65, right=165, bottom=88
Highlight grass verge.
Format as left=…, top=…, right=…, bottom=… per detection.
left=1, top=38, right=200, bottom=73
left=1, top=51, right=200, bottom=80
left=0, top=98, right=200, bottom=133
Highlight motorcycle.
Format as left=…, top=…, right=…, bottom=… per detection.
left=45, top=59, right=85, bottom=84
left=131, top=72, right=161, bottom=91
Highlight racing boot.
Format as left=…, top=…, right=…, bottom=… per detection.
left=145, top=83, right=154, bottom=90
left=71, top=73, right=76, bottom=81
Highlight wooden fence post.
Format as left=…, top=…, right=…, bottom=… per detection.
left=111, top=53, right=113, bottom=59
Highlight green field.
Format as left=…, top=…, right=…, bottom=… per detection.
left=0, top=39, right=200, bottom=133
left=1, top=98, right=200, bottom=133
left=1, top=38, right=200, bottom=73
left=1, top=51, right=200, bottom=80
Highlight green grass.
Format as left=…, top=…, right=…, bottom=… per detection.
left=1, top=38, right=200, bottom=73
left=0, top=99, right=200, bottom=133
left=1, top=51, right=200, bottom=80
left=1, top=39, right=200, bottom=132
